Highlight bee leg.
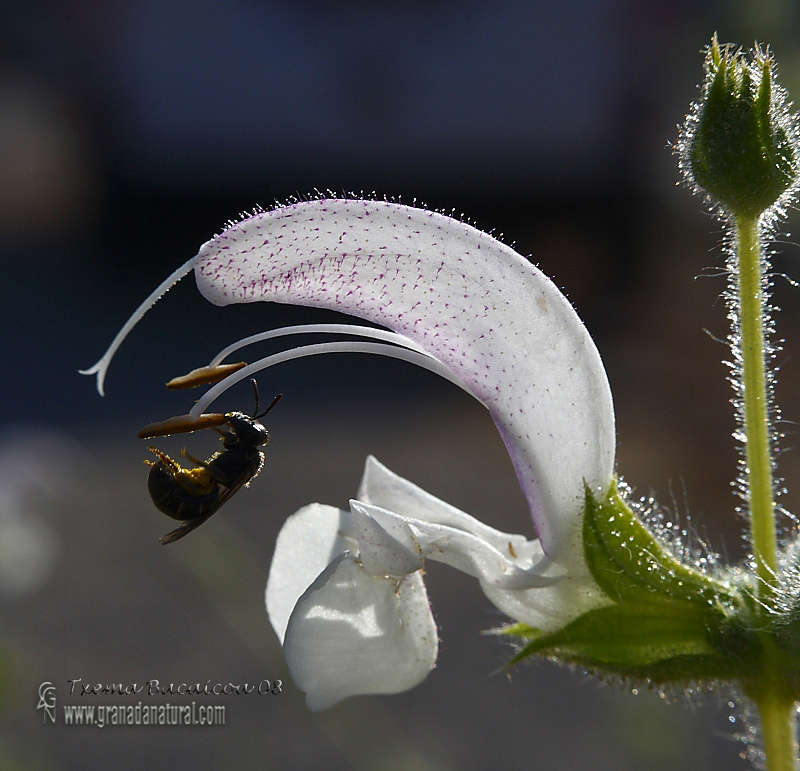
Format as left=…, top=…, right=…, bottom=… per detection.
left=181, top=448, right=208, bottom=468
left=148, top=447, right=183, bottom=472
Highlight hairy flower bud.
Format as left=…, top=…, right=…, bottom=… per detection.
left=681, top=35, right=798, bottom=218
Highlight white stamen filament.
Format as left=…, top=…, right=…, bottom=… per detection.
left=190, top=341, right=481, bottom=419
left=207, top=324, right=428, bottom=366
left=79, top=257, right=197, bottom=396
left=78, top=251, right=478, bottom=411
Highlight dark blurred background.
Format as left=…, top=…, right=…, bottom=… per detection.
left=5, top=1, right=800, bottom=769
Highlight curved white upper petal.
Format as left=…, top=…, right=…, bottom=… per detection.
left=193, top=199, right=615, bottom=558
left=283, top=553, right=437, bottom=711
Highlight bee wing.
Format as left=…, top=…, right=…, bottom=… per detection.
left=159, top=513, right=217, bottom=545
left=212, top=470, right=254, bottom=509
left=158, top=468, right=254, bottom=545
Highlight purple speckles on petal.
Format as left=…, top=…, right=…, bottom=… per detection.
left=192, top=199, right=614, bottom=560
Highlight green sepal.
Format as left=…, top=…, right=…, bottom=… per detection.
left=688, top=35, right=797, bottom=218
left=506, top=600, right=757, bottom=682
left=501, top=480, right=760, bottom=682
left=583, top=478, right=735, bottom=607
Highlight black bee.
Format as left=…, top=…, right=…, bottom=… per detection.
left=138, top=380, right=281, bottom=544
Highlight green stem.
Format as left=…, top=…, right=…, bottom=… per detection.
left=736, top=215, right=777, bottom=589
left=736, top=215, right=797, bottom=771
left=757, top=688, right=798, bottom=771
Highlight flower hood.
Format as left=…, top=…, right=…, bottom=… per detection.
left=182, top=199, right=614, bottom=562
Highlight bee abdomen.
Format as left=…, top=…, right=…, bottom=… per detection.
left=147, top=461, right=222, bottom=521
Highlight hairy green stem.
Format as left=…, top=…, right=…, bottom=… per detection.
left=736, top=216, right=777, bottom=589
left=758, top=687, right=798, bottom=771
left=736, top=215, right=797, bottom=770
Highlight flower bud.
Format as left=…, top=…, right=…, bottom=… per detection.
left=682, top=35, right=798, bottom=218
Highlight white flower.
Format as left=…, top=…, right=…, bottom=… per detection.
left=82, top=199, right=616, bottom=708
left=266, top=456, right=611, bottom=710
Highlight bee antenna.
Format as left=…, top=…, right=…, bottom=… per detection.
left=256, top=393, right=283, bottom=419
left=250, top=378, right=261, bottom=416
left=251, top=378, right=282, bottom=420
